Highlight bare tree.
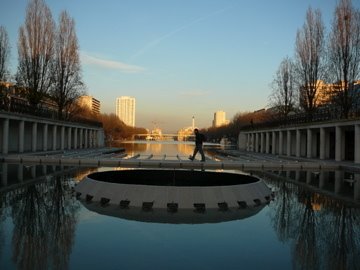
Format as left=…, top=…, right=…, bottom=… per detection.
left=0, top=25, right=10, bottom=81
left=327, top=0, right=360, bottom=118
left=294, top=7, right=326, bottom=118
left=51, top=11, right=84, bottom=120
left=269, top=57, right=296, bottom=117
left=16, top=0, right=55, bottom=108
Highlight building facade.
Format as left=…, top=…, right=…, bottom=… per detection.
left=78, top=96, right=100, bottom=115
left=116, top=96, right=136, bottom=127
left=213, top=110, right=229, bottom=127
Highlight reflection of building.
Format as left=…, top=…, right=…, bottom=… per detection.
left=213, top=111, right=229, bottom=127
left=78, top=96, right=100, bottom=115
left=116, top=96, right=135, bottom=127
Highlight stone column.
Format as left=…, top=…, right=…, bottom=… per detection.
left=68, top=127, right=72, bottom=150
left=61, top=126, right=65, bottom=150
left=52, top=125, right=57, bottom=151
left=260, top=133, right=264, bottom=153
left=2, top=118, right=9, bottom=154
left=296, top=129, right=301, bottom=157
left=85, top=129, right=88, bottom=149
left=32, top=122, right=37, bottom=152
left=307, top=128, right=312, bottom=158
left=255, top=133, right=259, bottom=152
left=19, top=120, right=24, bottom=153
left=43, top=124, right=48, bottom=151
left=279, top=131, right=283, bottom=155
left=265, top=132, right=270, bottom=154
left=335, top=125, right=343, bottom=161
left=320, top=127, right=326, bottom=160
left=80, top=129, right=83, bottom=149
left=355, top=124, right=360, bottom=164
left=74, top=128, right=78, bottom=149
left=272, top=131, right=276, bottom=155
left=287, top=130, right=291, bottom=156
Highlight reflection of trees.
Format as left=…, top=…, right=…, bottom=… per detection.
left=264, top=171, right=360, bottom=270
left=293, top=190, right=318, bottom=270
left=47, top=175, right=79, bottom=270
left=10, top=174, right=80, bottom=270
left=320, top=204, right=360, bottom=270
left=11, top=184, right=49, bottom=270
left=271, top=181, right=298, bottom=242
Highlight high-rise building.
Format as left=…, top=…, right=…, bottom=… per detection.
left=213, top=110, right=229, bottom=127
left=78, top=96, right=100, bottom=115
left=116, top=96, right=136, bottom=127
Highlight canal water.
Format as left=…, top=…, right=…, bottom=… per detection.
left=1, top=141, right=360, bottom=270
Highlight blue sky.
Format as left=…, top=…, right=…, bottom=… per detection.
left=1, top=0, right=356, bottom=132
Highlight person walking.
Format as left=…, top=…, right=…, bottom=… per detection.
left=189, top=128, right=206, bottom=162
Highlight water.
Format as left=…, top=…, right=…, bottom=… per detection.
left=1, top=142, right=360, bottom=270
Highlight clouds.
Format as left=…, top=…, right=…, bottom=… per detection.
left=80, top=52, right=145, bottom=73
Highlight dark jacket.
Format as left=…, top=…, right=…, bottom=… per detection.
left=195, top=133, right=206, bottom=145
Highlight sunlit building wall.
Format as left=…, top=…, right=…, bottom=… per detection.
left=78, top=95, right=100, bottom=115
left=116, top=96, right=136, bottom=127
left=213, top=110, right=229, bottom=127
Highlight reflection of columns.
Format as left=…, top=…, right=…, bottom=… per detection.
left=287, top=130, right=291, bottom=156
left=335, top=126, right=343, bottom=161
left=306, top=171, right=312, bottom=184
left=1, top=163, right=8, bottom=186
left=68, top=127, right=72, bottom=150
left=307, top=128, right=312, bottom=158
left=2, top=118, right=9, bottom=154
left=279, top=131, right=283, bottom=155
left=355, top=124, right=360, bottom=164
left=32, top=122, right=37, bottom=152
left=19, top=120, right=24, bottom=153
left=43, top=124, right=48, bottom=151
left=61, top=126, right=65, bottom=150
left=354, top=174, right=360, bottom=200
left=319, top=171, right=325, bottom=189
left=17, top=164, right=23, bottom=181
left=335, top=170, right=343, bottom=194
left=31, top=166, right=36, bottom=179
left=265, top=132, right=270, bottom=154
left=320, top=127, right=325, bottom=160
left=296, top=129, right=301, bottom=157
left=53, top=125, right=57, bottom=151
left=272, top=131, right=276, bottom=155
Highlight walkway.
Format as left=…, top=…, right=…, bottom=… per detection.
left=2, top=147, right=360, bottom=172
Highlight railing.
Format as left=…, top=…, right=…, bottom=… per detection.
left=0, top=95, right=103, bottom=128
left=242, top=107, right=360, bottom=131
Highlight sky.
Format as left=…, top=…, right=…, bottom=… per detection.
left=1, top=0, right=359, bottom=133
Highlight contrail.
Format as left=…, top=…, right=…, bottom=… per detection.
left=130, top=6, right=231, bottom=60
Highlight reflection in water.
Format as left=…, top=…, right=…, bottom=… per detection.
left=0, top=165, right=84, bottom=270
left=263, top=172, right=360, bottom=270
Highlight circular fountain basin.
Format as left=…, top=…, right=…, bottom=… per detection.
left=75, top=169, right=272, bottom=224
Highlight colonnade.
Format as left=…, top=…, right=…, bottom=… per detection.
left=0, top=112, right=105, bottom=154
left=238, top=119, right=360, bottom=164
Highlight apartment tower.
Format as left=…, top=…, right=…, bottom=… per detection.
left=116, top=96, right=136, bottom=127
